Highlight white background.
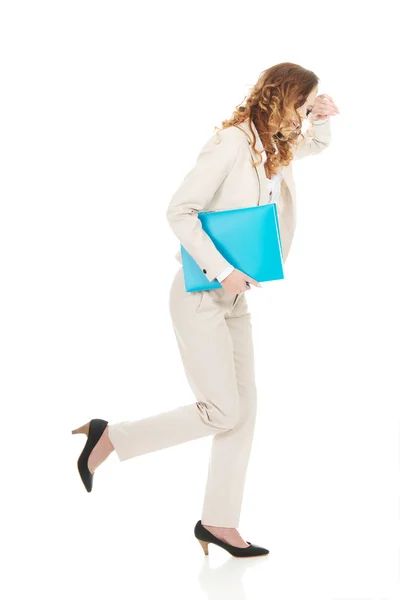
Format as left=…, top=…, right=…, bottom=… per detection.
left=1, top=1, right=399, bottom=599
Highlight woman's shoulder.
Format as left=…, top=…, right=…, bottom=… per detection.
left=200, top=123, right=250, bottom=154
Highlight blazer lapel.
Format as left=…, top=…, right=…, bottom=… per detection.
left=234, top=117, right=295, bottom=206
left=234, top=118, right=270, bottom=206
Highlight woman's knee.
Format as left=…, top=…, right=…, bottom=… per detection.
left=196, top=400, right=240, bottom=431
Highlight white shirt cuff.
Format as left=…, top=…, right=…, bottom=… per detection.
left=216, top=264, right=235, bottom=282
left=312, top=118, right=329, bottom=124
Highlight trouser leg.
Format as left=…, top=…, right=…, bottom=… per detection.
left=107, top=268, right=241, bottom=461
left=201, top=298, right=257, bottom=528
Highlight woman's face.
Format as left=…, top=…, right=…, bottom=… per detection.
left=290, top=87, right=318, bottom=130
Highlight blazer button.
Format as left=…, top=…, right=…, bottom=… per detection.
left=203, top=269, right=207, bottom=274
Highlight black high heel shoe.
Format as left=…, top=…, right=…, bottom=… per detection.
left=71, top=418, right=108, bottom=492
left=194, top=520, right=269, bottom=558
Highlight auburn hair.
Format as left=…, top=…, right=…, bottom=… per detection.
left=215, top=62, right=319, bottom=179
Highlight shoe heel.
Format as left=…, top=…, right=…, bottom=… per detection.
left=71, top=422, right=90, bottom=436
left=198, top=539, right=209, bottom=555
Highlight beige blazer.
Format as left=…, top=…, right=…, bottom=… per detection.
left=166, top=116, right=332, bottom=282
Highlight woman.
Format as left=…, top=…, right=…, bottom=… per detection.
left=72, top=62, right=339, bottom=558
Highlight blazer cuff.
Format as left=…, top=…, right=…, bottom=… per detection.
left=216, top=264, right=235, bottom=282
left=199, top=253, right=233, bottom=283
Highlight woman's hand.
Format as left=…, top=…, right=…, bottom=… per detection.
left=310, top=94, right=340, bottom=120
left=220, top=268, right=262, bottom=295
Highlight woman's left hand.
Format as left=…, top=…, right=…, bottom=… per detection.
left=310, top=94, right=339, bottom=120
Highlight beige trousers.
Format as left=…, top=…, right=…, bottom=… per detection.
left=107, top=266, right=258, bottom=528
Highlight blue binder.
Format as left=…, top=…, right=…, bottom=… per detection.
left=181, top=203, right=284, bottom=292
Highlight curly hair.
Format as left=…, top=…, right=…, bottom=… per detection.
left=214, top=62, right=319, bottom=179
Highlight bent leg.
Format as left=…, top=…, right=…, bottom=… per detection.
left=107, top=269, right=241, bottom=461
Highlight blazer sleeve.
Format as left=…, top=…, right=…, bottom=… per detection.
left=165, top=128, right=241, bottom=282
left=292, top=117, right=332, bottom=160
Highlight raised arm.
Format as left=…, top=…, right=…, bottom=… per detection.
left=292, top=117, right=332, bottom=160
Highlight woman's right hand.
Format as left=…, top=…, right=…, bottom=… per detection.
left=220, top=269, right=262, bottom=295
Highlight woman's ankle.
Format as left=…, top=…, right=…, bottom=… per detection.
left=104, top=427, right=115, bottom=452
